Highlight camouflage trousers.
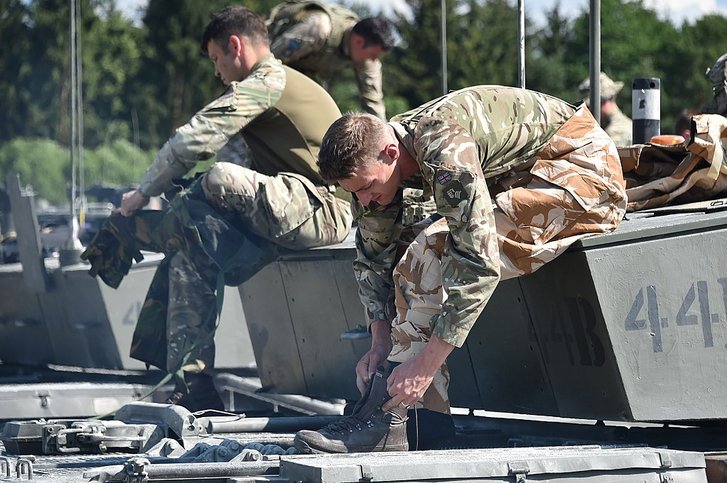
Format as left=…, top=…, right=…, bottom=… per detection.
left=159, top=162, right=352, bottom=375
left=387, top=107, right=627, bottom=414
left=201, top=162, right=352, bottom=250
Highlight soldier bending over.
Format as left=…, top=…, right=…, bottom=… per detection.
left=295, top=85, right=627, bottom=453
left=267, top=0, right=397, bottom=120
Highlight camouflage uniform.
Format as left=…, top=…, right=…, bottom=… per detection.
left=579, top=72, right=632, bottom=147
left=267, top=1, right=386, bottom=119
left=129, top=54, right=352, bottom=377
left=355, top=86, right=627, bottom=414
left=602, top=106, right=632, bottom=147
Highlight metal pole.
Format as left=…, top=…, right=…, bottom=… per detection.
left=61, top=0, right=84, bottom=266
left=518, top=0, right=525, bottom=88
left=589, top=0, right=601, bottom=124
left=76, top=0, right=85, bottom=227
left=441, top=0, right=447, bottom=95
left=69, top=0, right=77, bottom=214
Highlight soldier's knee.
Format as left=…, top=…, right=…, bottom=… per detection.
left=201, top=162, right=257, bottom=212
left=201, top=163, right=229, bottom=199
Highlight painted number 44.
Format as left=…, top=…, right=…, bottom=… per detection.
left=624, top=279, right=727, bottom=352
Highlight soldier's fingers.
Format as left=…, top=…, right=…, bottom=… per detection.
left=356, top=373, right=367, bottom=395
left=382, top=396, right=408, bottom=413
left=355, top=360, right=371, bottom=395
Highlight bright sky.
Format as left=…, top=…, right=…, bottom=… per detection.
left=115, top=0, right=727, bottom=27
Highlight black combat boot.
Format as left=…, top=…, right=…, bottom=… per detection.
left=294, top=369, right=408, bottom=453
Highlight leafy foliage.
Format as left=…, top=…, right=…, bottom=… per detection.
left=2, top=0, right=727, bottom=204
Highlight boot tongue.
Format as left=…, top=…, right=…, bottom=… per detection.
left=352, top=369, right=391, bottom=420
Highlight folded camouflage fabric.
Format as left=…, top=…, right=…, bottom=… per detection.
left=619, top=114, right=727, bottom=211
left=80, top=210, right=165, bottom=289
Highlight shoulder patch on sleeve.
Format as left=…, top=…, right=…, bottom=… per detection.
left=435, top=169, right=473, bottom=210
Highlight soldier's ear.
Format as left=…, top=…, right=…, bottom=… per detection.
left=383, top=143, right=399, bottom=163
left=350, top=33, right=365, bottom=50
left=228, top=35, right=244, bottom=55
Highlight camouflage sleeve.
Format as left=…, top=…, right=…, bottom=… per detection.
left=352, top=192, right=404, bottom=325
left=270, top=12, right=331, bottom=64
left=354, top=59, right=386, bottom=120
left=416, top=118, right=500, bottom=347
left=138, top=61, right=285, bottom=197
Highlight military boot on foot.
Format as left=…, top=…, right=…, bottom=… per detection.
left=294, top=369, right=408, bottom=453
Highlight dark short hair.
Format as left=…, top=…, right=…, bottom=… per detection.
left=352, top=16, right=398, bottom=51
left=200, top=6, right=269, bottom=54
left=318, top=113, right=387, bottom=181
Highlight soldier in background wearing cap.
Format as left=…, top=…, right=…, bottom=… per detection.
left=579, top=72, right=633, bottom=146
left=267, top=1, right=398, bottom=120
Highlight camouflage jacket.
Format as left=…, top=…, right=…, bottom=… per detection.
left=603, top=105, right=632, bottom=147
left=267, top=1, right=386, bottom=119
left=139, top=53, right=341, bottom=197
left=355, top=86, right=575, bottom=347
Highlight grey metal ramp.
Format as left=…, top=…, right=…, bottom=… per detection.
left=279, top=446, right=707, bottom=483
left=0, top=382, right=153, bottom=420
left=0, top=251, right=255, bottom=372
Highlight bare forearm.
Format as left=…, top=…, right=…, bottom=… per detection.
left=417, top=334, right=455, bottom=375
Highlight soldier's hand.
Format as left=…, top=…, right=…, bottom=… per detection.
left=355, top=320, right=391, bottom=394
left=382, top=334, right=454, bottom=411
left=119, top=190, right=149, bottom=217
left=355, top=348, right=389, bottom=395
left=382, top=356, right=435, bottom=412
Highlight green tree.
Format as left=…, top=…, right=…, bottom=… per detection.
left=526, top=3, right=579, bottom=102
left=448, top=0, right=521, bottom=90
left=0, top=138, right=70, bottom=205
left=668, top=15, right=727, bottom=122
left=132, top=0, right=281, bottom=150
left=0, top=0, right=33, bottom=140
left=385, top=0, right=454, bottom=109
left=82, top=7, right=143, bottom=146
left=567, top=0, right=679, bottom=119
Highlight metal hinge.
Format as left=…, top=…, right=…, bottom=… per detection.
left=508, top=461, right=530, bottom=482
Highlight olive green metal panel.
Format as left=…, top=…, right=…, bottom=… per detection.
left=0, top=267, right=51, bottom=366
left=519, top=251, right=631, bottom=420
left=40, top=266, right=123, bottom=369
left=449, top=278, right=559, bottom=416
left=280, top=446, right=707, bottom=483
left=239, top=212, right=727, bottom=422
left=239, top=261, right=307, bottom=392
left=0, top=256, right=256, bottom=371
left=585, top=228, right=727, bottom=421
left=239, top=253, right=369, bottom=400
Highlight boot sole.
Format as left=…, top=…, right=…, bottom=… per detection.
left=294, top=437, right=345, bottom=454
left=294, top=436, right=408, bottom=454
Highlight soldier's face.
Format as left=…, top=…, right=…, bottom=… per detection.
left=339, top=154, right=400, bottom=207
left=207, top=39, right=244, bottom=85
left=350, top=35, right=385, bottom=63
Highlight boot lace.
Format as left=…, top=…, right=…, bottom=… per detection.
left=323, top=415, right=373, bottom=435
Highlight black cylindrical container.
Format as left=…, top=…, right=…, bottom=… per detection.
left=632, top=78, right=660, bottom=144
